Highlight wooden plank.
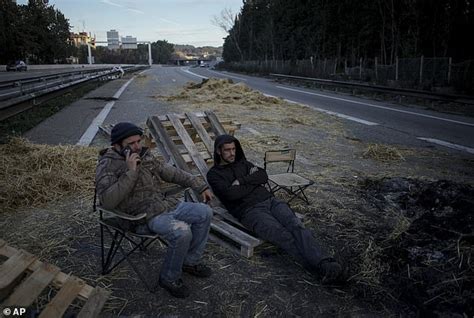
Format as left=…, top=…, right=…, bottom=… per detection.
left=210, top=219, right=262, bottom=248
left=205, top=111, right=226, bottom=136
left=186, top=112, right=214, bottom=154
left=208, top=233, right=253, bottom=258
left=39, top=276, right=85, bottom=318
left=77, top=287, right=111, bottom=318
left=212, top=206, right=250, bottom=230
left=0, top=250, right=36, bottom=289
left=168, top=113, right=210, bottom=177
left=0, top=244, right=94, bottom=301
left=2, top=262, right=60, bottom=307
left=163, top=122, right=238, bottom=137
left=157, top=111, right=206, bottom=121
left=147, top=116, right=189, bottom=171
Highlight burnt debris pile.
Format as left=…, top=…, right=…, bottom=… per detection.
left=363, top=177, right=473, bottom=317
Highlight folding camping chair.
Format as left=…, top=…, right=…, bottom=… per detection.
left=94, top=189, right=165, bottom=292
left=264, top=149, right=314, bottom=204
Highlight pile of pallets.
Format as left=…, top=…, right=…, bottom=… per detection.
left=0, top=239, right=110, bottom=318
left=145, top=111, right=264, bottom=257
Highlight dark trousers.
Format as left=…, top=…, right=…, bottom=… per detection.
left=241, top=197, right=327, bottom=269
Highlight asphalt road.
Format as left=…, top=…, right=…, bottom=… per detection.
left=185, top=66, right=474, bottom=154
left=25, top=65, right=474, bottom=156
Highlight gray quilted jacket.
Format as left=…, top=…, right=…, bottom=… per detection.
left=95, top=147, right=207, bottom=221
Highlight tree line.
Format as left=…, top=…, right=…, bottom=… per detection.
left=222, top=0, right=474, bottom=64
left=0, top=0, right=175, bottom=64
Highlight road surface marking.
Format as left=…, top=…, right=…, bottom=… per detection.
left=417, top=137, right=474, bottom=154
left=277, top=85, right=474, bottom=127
left=263, top=93, right=379, bottom=126
left=76, top=74, right=139, bottom=146
left=209, top=70, right=248, bottom=81
left=181, top=68, right=208, bottom=79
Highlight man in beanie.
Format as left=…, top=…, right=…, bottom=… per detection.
left=96, top=122, right=214, bottom=298
left=207, top=135, right=344, bottom=285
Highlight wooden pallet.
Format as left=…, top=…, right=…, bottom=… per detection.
left=146, top=111, right=264, bottom=257
left=0, top=239, right=110, bottom=318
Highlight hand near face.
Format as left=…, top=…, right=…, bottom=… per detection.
left=126, top=151, right=141, bottom=171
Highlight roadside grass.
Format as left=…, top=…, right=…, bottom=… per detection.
left=0, top=81, right=103, bottom=143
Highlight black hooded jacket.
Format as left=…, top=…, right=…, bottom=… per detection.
left=207, top=134, right=272, bottom=219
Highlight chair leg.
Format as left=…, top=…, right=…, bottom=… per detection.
left=100, top=225, right=159, bottom=292
left=287, top=186, right=311, bottom=205
left=115, top=243, right=156, bottom=292
left=102, top=227, right=125, bottom=274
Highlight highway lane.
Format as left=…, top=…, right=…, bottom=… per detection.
left=24, top=64, right=473, bottom=156
left=179, top=66, right=474, bottom=154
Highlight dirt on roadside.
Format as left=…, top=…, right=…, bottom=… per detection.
left=1, top=77, right=473, bottom=317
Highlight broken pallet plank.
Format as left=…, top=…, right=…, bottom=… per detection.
left=38, top=276, right=85, bottom=318
left=77, top=287, right=111, bottom=318
left=186, top=112, right=214, bottom=154
left=0, top=250, right=36, bottom=290
left=2, top=262, right=60, bottom=307
left=168, top=113, right=210, bottom=177
left=147, top=116, right=189, bottom=170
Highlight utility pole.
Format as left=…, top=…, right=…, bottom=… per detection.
left=87, top=43, right=92, bottom=64
left=148, top=42, right=152, bottom=66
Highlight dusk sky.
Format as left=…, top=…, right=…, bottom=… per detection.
left=18, top=0, right=244, bottom=47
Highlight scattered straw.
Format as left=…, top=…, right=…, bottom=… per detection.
left=363, top=144, right=405, bottom=162
left=0, top=138, right=98, bottom=212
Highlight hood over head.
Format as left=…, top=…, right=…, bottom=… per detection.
left=213, top=134, right=246, bottom=166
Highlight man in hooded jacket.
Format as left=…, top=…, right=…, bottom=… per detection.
left=207, top=134, right=342, bottom=284
left=95, top=122, right=214, bottom=298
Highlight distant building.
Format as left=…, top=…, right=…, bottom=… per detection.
left=70, top=32, right=96, bottom=48
left=107, top=29, right=120, bottom=50
left=121, top=36, right=137, bottom=49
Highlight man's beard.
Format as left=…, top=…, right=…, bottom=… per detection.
left=222, top=156, right=235, bottom=164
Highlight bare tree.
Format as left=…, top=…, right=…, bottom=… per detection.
left=212, top=8, right=244, bottom=61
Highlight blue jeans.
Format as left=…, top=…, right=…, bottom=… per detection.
left=241, top=197, right=327, bottom=270
left=147, top=202, right=213, bottom=282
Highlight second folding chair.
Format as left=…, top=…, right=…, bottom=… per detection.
left=264, top=149, right=314, bottom=205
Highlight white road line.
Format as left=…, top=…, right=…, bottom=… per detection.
left=76, top=75, right=138, bottom=146
left=277, top=85, right=474, bottom=127
left=181, top=68, right=208, bottom=79
left=209, top=70, right=248, bottom=81
left=263, top=93, right=379, bottom=126
left=113, top=76, right=136, bottom=99
left=76, top=101, right=115, bottom=146
left=417, top=137, right=474, bottom=154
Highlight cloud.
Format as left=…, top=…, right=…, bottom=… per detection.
left=159, top=18, right=181, bottom=26
left=154, top=27, right=209, bottom=37
left=101, top=0, right=123, bottom=8
left=101, top=0, right=144, bottom=14
left=127, top=8, right=145, bottom=14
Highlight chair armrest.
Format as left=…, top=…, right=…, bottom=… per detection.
left=97, top=207, right=147, bottom=221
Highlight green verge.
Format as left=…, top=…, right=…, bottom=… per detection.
left=0, top=81, right=104, bottom=143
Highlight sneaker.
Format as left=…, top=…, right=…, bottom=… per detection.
left=318, top=258, right=344, bottom=285
left=158, top=278, right=190, bottom=298
left=182, top=263, right=212, bottom=278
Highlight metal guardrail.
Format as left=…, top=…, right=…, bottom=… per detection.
left=269, top=73, right=474, bottom=105
left=0, top=65, right=148, bottom=121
